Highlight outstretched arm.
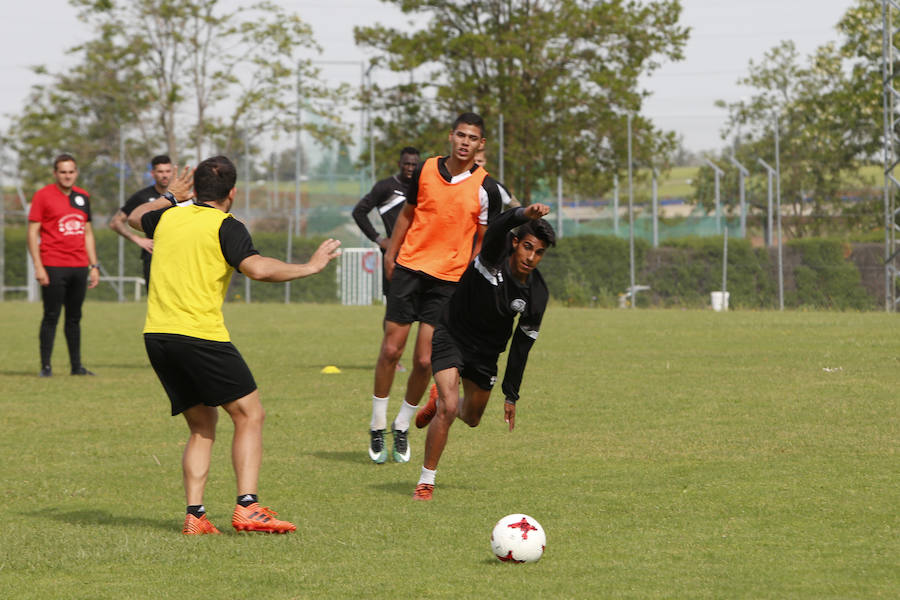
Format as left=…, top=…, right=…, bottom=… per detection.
left=239, top=239, right=342, bottom=282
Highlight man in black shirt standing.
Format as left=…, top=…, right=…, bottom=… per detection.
left=352, top=146, right=420, bottom=260
left=109, top=155, right=173, bottom=285
left=411, top=203, right=555, bottom=500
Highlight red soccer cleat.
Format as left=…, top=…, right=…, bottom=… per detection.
left=412, top=483, right=434, bottom=501
left=232, top=503, right=296, bottom=533
left=182, top=513, right=221, bottom=535
left=415, top=384, right=439, bottom=429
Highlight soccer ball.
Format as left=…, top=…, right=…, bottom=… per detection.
left=490, top=514, right=546, bottom=563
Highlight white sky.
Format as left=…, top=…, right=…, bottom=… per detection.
left=0, top=0, right=852, bottom=153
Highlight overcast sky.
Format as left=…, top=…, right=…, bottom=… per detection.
left=1, top=0, right=852, bottom=154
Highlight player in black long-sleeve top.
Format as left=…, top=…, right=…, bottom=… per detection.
left=351, top=147, right=419, bottom=254
left=411, top=203, right=555, bottom=500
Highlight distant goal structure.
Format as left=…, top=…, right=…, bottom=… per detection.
left=338, top=247, right=383, bottom=305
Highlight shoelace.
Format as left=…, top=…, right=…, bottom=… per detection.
left=394, top=430, right=407, bottom=452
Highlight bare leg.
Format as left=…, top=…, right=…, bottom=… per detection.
left=374, top=320, right=412, bottom=398
left=221, top=390, right=265, bottom=496
left=457, top=378, right=492, bottom=427
left=181, top=404, right=218, bottom=506
left=422, top=368, right=461, bottom=471
left=404, top=322, right=435, bottom=407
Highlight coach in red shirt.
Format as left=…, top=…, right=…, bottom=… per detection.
left=27, top=154, right=100, bottom=377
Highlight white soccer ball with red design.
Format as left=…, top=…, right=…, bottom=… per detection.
left=490, top=513, right=546, bottom=563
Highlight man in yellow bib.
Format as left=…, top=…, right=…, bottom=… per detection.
left=128, top=156, right=341, bottom=535
left=367, top=113, right=504, bottom=463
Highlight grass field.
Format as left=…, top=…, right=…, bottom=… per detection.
left=2, top=302, right=899, bottom=599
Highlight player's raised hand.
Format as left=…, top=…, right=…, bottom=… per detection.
left=308, top=238, right=342, bottom=273
left=523, top=203, right=550, bottom=220
left=168, top=166, right=195, bottom=203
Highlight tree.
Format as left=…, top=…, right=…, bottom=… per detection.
left=355, top=0, right=688, bottom=203
left=5, top=0, right=347, bottom=212
left=695, top=0, right=887, bottom=238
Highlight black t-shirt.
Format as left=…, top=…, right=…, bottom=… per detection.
left=440, top=207, right=549, bottom=401
left=122, top=185, right=163, bottom=261
left=141, top=203, right=259, bottom=272
left=352, top=174, right=411, bottom=243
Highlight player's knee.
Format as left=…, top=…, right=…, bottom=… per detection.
left=246, top=405, right=266, bottom=427
left=380, top=341, right=404, bottom=364
left=412, top=354, right=431, bottom=373
left=463, top=414, right=481, bottom=427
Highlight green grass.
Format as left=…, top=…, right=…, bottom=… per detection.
left=2, top=302, right=899, bottom=598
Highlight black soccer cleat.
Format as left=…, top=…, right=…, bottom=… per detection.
left=70, top=366, right=95, bottom=376
left=39, top=365, right=52, bottom=378
left=369, top=429, right=387, bottom=463
left=391, top=421, right=410, bottom=463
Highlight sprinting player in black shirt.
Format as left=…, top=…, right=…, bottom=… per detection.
left=411, top=203, right=555, bottom=500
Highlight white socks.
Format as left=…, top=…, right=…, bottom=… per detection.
left=370, top=395, right=389, bottom=431
left=392, top=400, right=417, bottom=432
left=418, top=467, right=436, bottom=486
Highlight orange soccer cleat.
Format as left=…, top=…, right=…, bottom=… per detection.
left=182, top=513, right=221, bottom=535
left=412, top=483, right=434, bottom=501
left=415, top=384, right=439, bottom=429
left=232, top=503, right=296, bottom=533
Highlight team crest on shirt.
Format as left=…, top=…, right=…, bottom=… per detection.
left=73, top=195, right=86, bottom=206
left=510, top=298, right=526, bottom=313
left=58, top=214, right=86, bottom=236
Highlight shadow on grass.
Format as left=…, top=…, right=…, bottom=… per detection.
left=369, top=480, right=414, bottom=496
left=309, top=450, right=365, bottom=464
left=24, top=507, right=173, bottom=532
left=0, top=370, right=43, bottom=376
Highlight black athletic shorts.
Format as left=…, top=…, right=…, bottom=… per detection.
left=430, top=325, right=498, bottom=391
left=385, top=265, right=457, bottom=326
left=144, top=333, right=257, bottom=415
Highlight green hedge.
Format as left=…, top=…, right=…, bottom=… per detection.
left=536, top=233, right=874, bottom=310
left=2, top=226, right=878, bottom=309
left=786, top=238, right=873, bottom=310
left=644, top=236, right=776, bottom=309
left=2, top=226, right=338, bottom=303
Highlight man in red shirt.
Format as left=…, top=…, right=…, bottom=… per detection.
left=27, top=154, right=100, bottom=377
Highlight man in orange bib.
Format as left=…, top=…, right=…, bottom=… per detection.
left=367, top=112, right=505, bottom=463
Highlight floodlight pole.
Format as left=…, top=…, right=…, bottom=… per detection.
left=499, top=113, right=505, bottom=183
left=704, top=159, right=724, bottom=234
left=757, top=158, right=775, bottom=247
left=627, top=114, right=636, bottom=308
left=365, top=62, right=376, bottom=186
left=651, top=167, right=659, bottom=248
left=613, top=174, right=619, bottom=236
left=117, top=129, right=126, bottom=302
left=556, top=151, right=563, bottom=239
left=774, top=114, right=784, bottom=311
left=294, top=64, right=303, bottom=238
left=244, top=132, right=251, bottom=303
left=729, top=154, right=749, bottom=238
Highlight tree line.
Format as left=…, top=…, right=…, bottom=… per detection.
left=2, top=0, right=885, bottom=241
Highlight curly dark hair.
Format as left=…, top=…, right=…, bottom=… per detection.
left=515, top=218, right=556, bottom=248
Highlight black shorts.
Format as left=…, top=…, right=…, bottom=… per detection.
left=430, top=325, right=498, bottom=391
left=385, top=265, right=457, bottom=326
left=144, top=333, right=257, bottom=415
